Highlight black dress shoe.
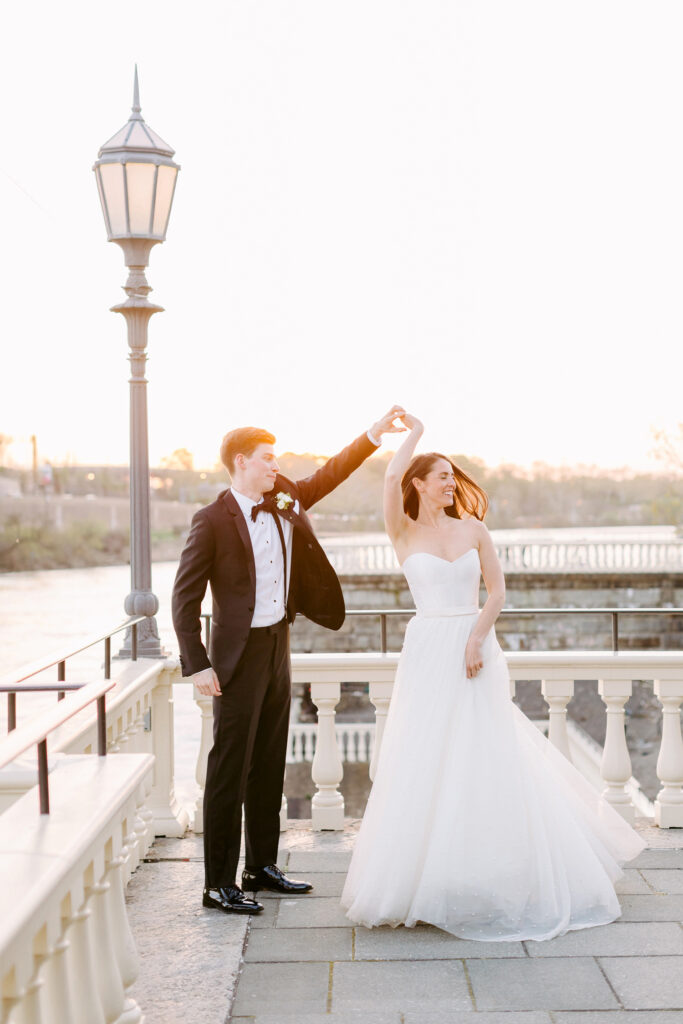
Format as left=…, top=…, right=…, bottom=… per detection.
left=242, top=863, right=313, bottom=895
left=202, top=885, right=264, bottom=914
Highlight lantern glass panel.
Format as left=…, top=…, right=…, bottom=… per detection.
left=98, top=163, right=127, bottom=236
left=95, top=168, right=111, bottom=235
left=125, top=162, right=157, bottom=235
left=152, top=164, right=178, bottom=238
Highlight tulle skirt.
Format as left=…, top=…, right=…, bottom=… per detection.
left=341, top=614, right=646, bottom=942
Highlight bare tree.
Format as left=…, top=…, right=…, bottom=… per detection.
left=651, top=424, right=683, bottom=473
left=160, top=448, right=195, bottom=472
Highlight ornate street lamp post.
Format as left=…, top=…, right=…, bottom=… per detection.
left=94, top=69, right=180, bottom=656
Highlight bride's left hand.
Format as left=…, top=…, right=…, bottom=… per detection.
left=465, top=637, right=484, bottom=679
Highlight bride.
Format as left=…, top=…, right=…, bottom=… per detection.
left=341, top=414, right=645, bottom=942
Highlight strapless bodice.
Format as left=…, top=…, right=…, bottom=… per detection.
left=401, top=548, right=480, bottom=616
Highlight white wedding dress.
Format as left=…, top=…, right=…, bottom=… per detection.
left=341, top=548, right=646, bottom=942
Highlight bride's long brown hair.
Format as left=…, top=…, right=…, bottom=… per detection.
left=401, top=453, right=489, bottom=521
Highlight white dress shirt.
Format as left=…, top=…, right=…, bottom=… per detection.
left=231, top=488, right=297, bottom=627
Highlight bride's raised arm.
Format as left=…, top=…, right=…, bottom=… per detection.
left=383, top=414, right=424, bottom=541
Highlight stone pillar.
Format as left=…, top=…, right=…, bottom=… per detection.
left=310, top=681, right=344, bottom=830
left=541, top=679, right=575, bottom=761
left=598, top=679, right=635, bottom=823
left=368, top=681, right=393, bottom=782
left=654, top=679, right=683, bottom=828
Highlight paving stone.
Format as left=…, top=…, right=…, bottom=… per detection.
left=244, top=926, right=353, bottom=962
left=619, top=895, right=683, bottom=921
left=256, top=872, right=346, bottom=899
left=332, top=960, right=472, bottom=1011
left=231, top=1013, right=401, bottom=1023
left=600, top=956, right=683, bottom=1010
left=287, top=851, right=352, bottom=872
left=641, top=870, right=683, bottom=894
left=126, top=859, right=247, bottom=1024
left=231, top=962, right=330, bottom=1015
left=525, top=922, right=683, bottom=957
left=249, top=900, right=279, bottom=928
left=276, top=895, right=352, bottom=928
left=354, top=924, right=525, bottom=960
left=403, top=1014, right=552, bottom=1024
left=630, top=850, right=683, bottom=869
left=466, top=957, right=618, bottom=1011
left=555, top=1014, right=683, bottom=1024
left=615, top=870, right=653, bottom=894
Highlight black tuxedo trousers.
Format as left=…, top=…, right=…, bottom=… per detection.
left=204, top=617, right=290, bottom=887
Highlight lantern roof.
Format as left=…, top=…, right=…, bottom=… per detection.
left=97, top=67, right=175, bottom=161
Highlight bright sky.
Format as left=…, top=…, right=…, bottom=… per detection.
left=1, top=1, right=682, bottom=472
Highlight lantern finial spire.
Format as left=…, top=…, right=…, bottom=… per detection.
left=132, top=65, right=142, bottom=119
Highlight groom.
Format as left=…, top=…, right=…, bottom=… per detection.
left=172, top=407, right=405, bottom=914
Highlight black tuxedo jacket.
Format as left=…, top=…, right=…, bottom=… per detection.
left=172, top=431, right=377, bottom=683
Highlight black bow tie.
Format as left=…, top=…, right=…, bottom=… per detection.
left=251, top=496, right=275, bottom=521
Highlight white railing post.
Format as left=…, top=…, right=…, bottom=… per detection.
left=64, top=900, right=106, bottom=1024
left=368, top=681, right=393, bottom=782
left=654, top=678, right=683, bottom=828
left=87, top=867, right=127, bottom=1024
left=598, top=679, right=635, bottom=823
left=147, top=666, right=188, bottom=837
left=39, top=924, right=75, bottom=1024
left=106, top=847, right=143, bottom=1021
left=192, top=689, right=214, bottom=834
left=541, top=679, right=575, bottom=761
left=310, top=681, right=344, bottom=829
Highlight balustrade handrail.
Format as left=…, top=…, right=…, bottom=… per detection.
left=0, top=677, right=116, bottom=813
left=0, top=614, right=148, bottom=691
left=2, top=614, right=149, bottom=735
left=0, top=678, right=115, bottom=772
left=202, top=607, right=683, bottom=654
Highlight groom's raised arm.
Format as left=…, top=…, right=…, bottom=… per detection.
left=295, top=406, right=405, bottom=510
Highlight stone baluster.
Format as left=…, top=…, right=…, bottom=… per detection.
left=121, top=815, right=140, bottom=883
left=192, top=689, right=214, bottom=833
left=368, top=681, right=393, bottom=782
left=310, top=681, right=344, bottom=830
left=541, top=679, right=575, bottom=761
left=147, top=668, right=188, bottom=837
left=598, top=679, right=635, bottom=823
left=39, top=916, right=75, bottom=1024
left=86, top=861, right=129, bottom=1024
left=132, top=783, right=152, bottom=862
left=8, top=968, right=43, bottom=1024
left=280, top=791, right=288, bottom=831
left=105, top=844, right=142, bottom=1023
left=654, top=679, right=683, bottom=828
left=63, top=897, right=106, bottom=1024
left=108, top=714, right=124, bottom=754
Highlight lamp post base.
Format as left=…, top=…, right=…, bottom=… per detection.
left=116, top=617, right=168, bottom=660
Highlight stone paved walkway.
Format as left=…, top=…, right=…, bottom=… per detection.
left=127, top=822, right=683, bottom=1024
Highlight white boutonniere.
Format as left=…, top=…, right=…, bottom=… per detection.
left=275, top=491, right=294, bottom=511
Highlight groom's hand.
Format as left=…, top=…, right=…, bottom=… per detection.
left=369, top=405, right=407, bottom=442
left=192, top=666, right=221, bottom=696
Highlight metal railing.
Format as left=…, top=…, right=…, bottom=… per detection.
left=203, top=608, right=683, bottom=654
left=0, top=616, right=148, bottom=813
left=1, top=616, right=147, bottom=734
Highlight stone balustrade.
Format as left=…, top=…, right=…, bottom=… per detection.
left=0, top=752, right=153, bottom=1024
left=322, top=538, right=683, bottom=574
left=185, top=650, right=683, bottom=831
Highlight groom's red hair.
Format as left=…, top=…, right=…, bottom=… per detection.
left=220, top=427, right=276, bottom=474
